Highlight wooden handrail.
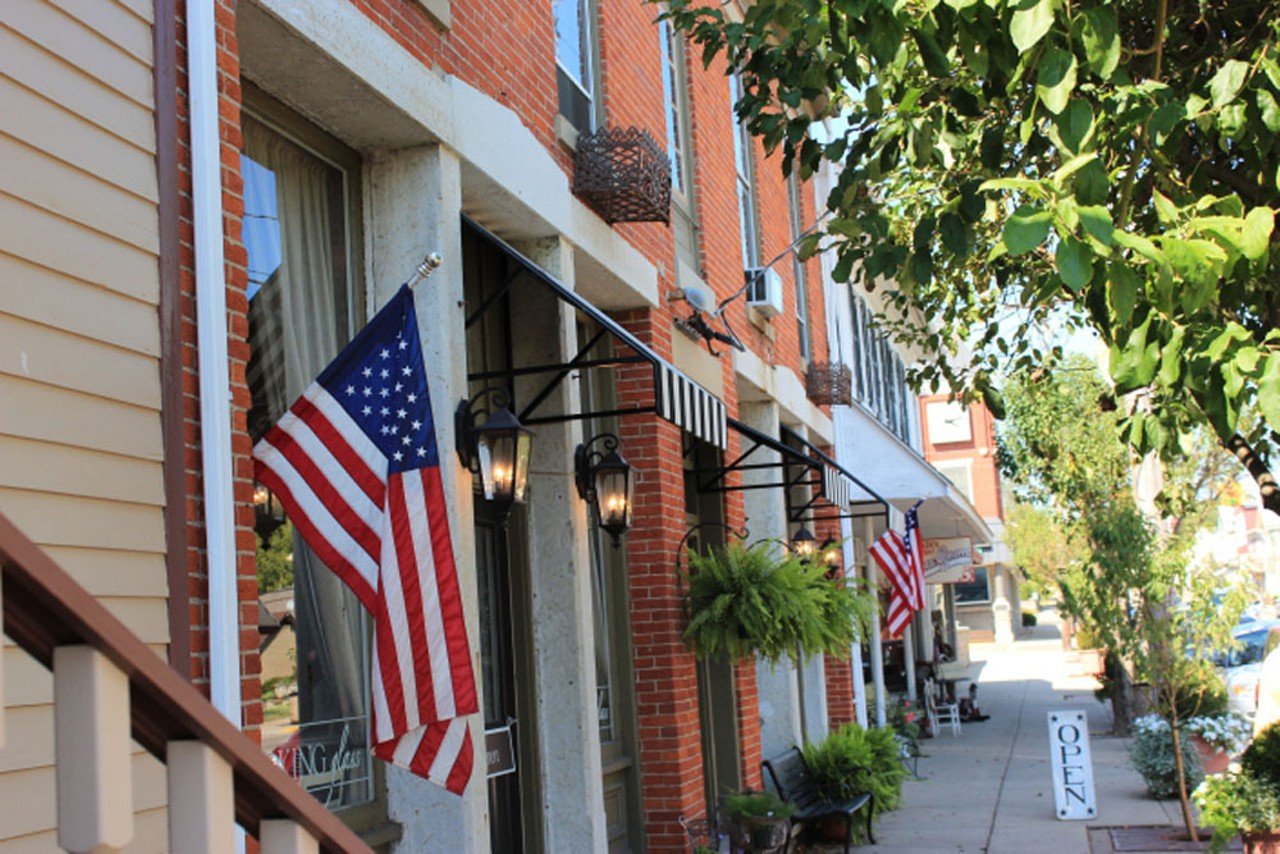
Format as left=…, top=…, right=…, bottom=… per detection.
left=0, top=510, right=372, bottom=854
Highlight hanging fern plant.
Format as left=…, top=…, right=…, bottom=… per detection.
left=681, top=543, right=878, bottom=662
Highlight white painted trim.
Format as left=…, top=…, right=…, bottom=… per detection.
left=189, top=0, right=240, bottom=729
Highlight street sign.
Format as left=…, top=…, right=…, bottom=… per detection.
left=1047, top=710, right=1097, bottom=820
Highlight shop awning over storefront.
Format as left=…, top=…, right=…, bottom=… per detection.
left=831, top=406, right=991, bottom=544
left=463, top=216, right=728, bottom=449
left=699, top=418, right=890, bottom=524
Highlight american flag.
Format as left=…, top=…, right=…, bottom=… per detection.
left=869, top=501, right=926, bottom=638
left=252, top=285, right=478, bottom=795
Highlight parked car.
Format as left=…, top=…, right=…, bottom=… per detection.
left=1220, top=620, right=1280, bottom=718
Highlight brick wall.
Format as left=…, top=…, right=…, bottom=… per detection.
left=175, top=0, right=261, bottom=738
left=824, top=654, right=856, bottom=729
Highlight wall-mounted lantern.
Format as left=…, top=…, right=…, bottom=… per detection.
left=789, top=526, right=818, bottom=560
left=820, top=537, right=843, bottom=576
left=456, top=387, right=533, bottom=515
left=575, top=432, right=634, bottom=547
left=253, top=482, right=286, bottom=545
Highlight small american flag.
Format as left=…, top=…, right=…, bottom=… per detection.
left=252, top=285, right=478, bottom=795
left=869, top=501, right=926, bottom=638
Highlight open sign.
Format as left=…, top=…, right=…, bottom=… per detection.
left=1047, top=711, right=1097, bottom=820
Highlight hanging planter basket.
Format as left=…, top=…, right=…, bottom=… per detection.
left=573, top=126, right=671, bottom=224
left=806, top=361, right=854, bottom=407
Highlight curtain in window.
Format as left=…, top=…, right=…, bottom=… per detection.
left=244, top=123, right=367, bottom=795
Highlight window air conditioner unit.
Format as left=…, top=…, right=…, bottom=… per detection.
left=744, top=267, right=784, bottom=318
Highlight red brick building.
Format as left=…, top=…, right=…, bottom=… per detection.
left=168, top=0, right=849, bottom=850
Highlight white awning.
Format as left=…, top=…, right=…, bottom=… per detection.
left=833, top=403, right=992, bottom=545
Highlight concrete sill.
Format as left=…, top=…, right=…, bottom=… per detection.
left=555, top=114, right=580, bottom=152
left=414, top=0, right=451, bottom=29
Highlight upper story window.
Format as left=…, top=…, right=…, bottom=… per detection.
left=787, top=172, right=811, bottom=362
left=554, top=0, right=598, bottom=134
left=660, top=17, right=700, bottom=268
left=729, top=72, right=762, bottom=269
left=848, top=289, right=913, bottom=445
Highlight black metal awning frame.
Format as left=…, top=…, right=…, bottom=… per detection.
left=780, top=425, right=891, bottom=526
left=462, top=216, right=657, bottom=428
left=698, top=418, right=833, bottom=524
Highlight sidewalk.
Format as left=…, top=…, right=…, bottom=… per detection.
left=855, top=613, right=1183, bottom=853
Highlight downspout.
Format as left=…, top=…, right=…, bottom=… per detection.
left=187, top=0, right=239, bottom=727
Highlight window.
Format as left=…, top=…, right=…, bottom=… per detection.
left=954, top=567, right=991, bottom=604
left=554, top=0, right=598, bottom=134
left=847, top=288, right=913, bottom=444
left=660, top=17, right=700, bottom=268
left=729, top=72, right=761, bottom=268
left=243, top=111, right=374, bottom=812
left=787, top=172, right=811, bottom=362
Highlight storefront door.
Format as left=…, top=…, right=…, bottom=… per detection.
left=475, top=505, right=539, bottom=853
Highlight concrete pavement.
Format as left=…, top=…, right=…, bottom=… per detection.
left=852, top=613, right=1185, bottom=853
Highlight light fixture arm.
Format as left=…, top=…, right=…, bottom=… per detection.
left=574, top=432, right=620, bottom=503
left=454, top=385, right=513, bottom=469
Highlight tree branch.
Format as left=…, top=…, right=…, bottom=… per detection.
left=1226, top=432, right=1280, bottom=515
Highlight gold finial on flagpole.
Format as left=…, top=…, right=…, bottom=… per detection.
left=408, top=253, right=444, bottom=288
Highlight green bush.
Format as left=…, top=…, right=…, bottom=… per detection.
left=802, top=723, right=907, bottom=835
left=1195, top=771, right=1280, bottom=851
left=1022, top=610, right=1038, bottom=627
left=1129, top=716, right=1203, bottom=800
left=723, top=789, right=794, bottom=821
left=1172, top=671, right=1229, bottom=721
left=1243, top=722, right=1280, bottom=790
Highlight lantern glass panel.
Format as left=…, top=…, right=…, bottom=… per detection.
left=595, top=467, right=632, bottom=528
left=512, top=430, right=532, bottom=504
left=478, top=432, right=516, bottom=502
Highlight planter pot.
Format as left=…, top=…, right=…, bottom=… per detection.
left=1190, top=734, right=1232, bottom=775
left=1078, top=648, right=1105, bottom=678
left=812, top=814, right=852, bottom=842
left=727, top=815, right=789, bottom=853
left=1243, top=830, right=1280, bottom=854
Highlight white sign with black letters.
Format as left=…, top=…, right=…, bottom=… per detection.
left=1048, top=710, right=1097, bottom=820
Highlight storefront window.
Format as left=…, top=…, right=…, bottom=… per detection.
left=243, top=112, right=373, bottom=811
left=954, top=567, right=991, bottom=605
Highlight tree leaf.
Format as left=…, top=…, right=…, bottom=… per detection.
left=1078, top=8, right=1119, bottom=77
left=1057, top=237, right=1094, bottom=291
left=1208, top=60, right=1249, bottom=108
left=1079, top=205, right=1114, bottom=247
left=1159, top=325, right=1185, bottom=387
left=1004, top=205, right=1053, bottom=255
left=1242, top=206, right=1275, bottom=261
left=1258, top=90, right=1280, bottom=133
left=981, top=127, right=1004, bottom=169
left=1107, top=263, right=1139, bottom=325
left=1036, top=48, right=1077, bottom=115
left=1010, top=0, right=1055, bottom=53
left=1073, top=159, right=1109, bottom=205
left=940, top=212, right=969, bottom=256
left=1055, top=99, right=1095, bottom=154
left=1259, top=353, right=1280, bottom=430
left=914, top=29, right=952, bottom=77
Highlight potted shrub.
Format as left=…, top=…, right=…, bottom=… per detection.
left=1195, top=725, right=1280, bottom=853
left=1129, top=715, right=1204, bottom=800
left=1183, top=713, right=1252, bottom=775
left=722, top=790, right=793, bottom=853
left=801, top=724, right=907, bottom=842
left=1073, top=624, right=1105, bottom=677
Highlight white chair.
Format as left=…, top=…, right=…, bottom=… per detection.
left=925, top=678, right=961, bottom=737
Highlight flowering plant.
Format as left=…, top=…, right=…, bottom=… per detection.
left=1129, top=715, right=1203, bottom=799
left=888, top=697, right=922, bottom=753
left=1183, top=713, right=1252, bottom=755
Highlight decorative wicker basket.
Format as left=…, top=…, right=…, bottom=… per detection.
left=806, top=361, right=854, bottom=406
left=573, top=126, right=671, bottom=224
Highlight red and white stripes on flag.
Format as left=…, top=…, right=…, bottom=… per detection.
left=869, top=530, right=917, bottom=638
left=253, top=286, right=477, bottom=795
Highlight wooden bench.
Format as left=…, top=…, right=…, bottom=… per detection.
left=761, top=747, right=875, bottom=853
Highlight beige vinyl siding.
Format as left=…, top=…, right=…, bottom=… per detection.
left=0, top=0, right=169, bottom=848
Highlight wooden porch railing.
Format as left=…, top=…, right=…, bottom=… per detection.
left=0, top=510, right=373, bottom=854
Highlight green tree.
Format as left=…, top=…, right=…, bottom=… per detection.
left=999, top=357, right=1246, bottom=840
left=256, top=521, right=295, bottom=593
left=1004, top=501, right=1086, bottom=599
left=662, top=0, right=1280, bottom=514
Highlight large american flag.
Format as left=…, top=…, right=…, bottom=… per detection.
left=252, top=285, right=478, bottom=794
left=869, top=501, right=926, bottom=638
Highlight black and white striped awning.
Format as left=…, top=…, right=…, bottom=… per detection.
left=656, top=362, right=728, bottom=449
left=463, top=217, right=728, bottom=449
left=780, top=426, right=890, bottom=524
